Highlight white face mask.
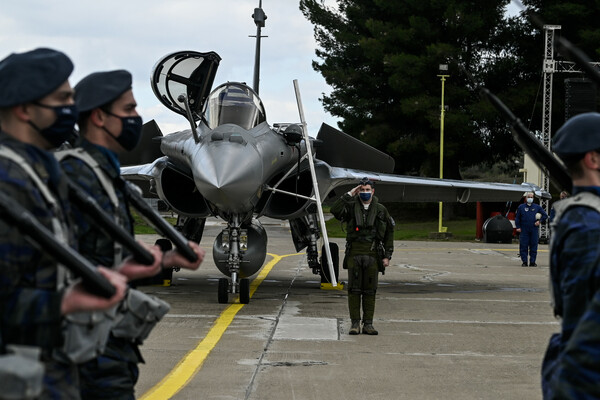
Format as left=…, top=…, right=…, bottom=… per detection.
left=526, top=198, right=533, bottom=205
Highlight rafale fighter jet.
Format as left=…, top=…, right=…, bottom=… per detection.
left=120, top=49, right=549, bottom=304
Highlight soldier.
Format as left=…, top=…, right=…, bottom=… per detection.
left=331, top=177, right=394, bottom=335
left=59, top=69, right=205, bottom=399
left=515, top=191, right=547, bottom=267
left=541, top=112, right=600, bottom=398
left=0, top=48, right=136, bottom=398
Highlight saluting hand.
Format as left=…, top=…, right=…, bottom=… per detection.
left=350, top=185, right=362, bottom=196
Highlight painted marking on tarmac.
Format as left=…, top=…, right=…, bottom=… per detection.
left=388, top=318, right=558, bottom=326
left=394, top=247, right=548, bottom=253
left=140, top=252, right=301, bottom=400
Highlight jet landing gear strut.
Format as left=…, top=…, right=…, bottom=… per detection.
left=215, top=214, right=254, bottom=305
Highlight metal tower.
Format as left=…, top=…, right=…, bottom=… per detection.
left=539, top=25, right=600, bottom=241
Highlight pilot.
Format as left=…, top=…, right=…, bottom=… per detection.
left=330, top=177, right=394, bottom=335
left=0, top=48, right=131, bottom=398
left=59, top=69, right=205, bottom=399
left=515, top=191, right=547, bottom=267
left=541, top=112, right=600, bottom=398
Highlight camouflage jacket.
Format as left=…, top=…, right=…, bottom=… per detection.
left=0, top=132, right=75, bottom=352
left=544, top=186, right=600, bottom=398
left=59, top=139, right=134, bottom=267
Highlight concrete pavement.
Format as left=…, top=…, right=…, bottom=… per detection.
left=134, top=225, right=557, bottom=400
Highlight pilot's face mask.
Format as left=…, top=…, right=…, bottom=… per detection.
left=359, top=192, right=372, bottom=201
left=358, top=185, right=373, bottom=202
left=526, top=197, right=533, bottom=205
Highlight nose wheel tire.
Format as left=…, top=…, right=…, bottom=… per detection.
left=240, top=278, right=250, bottom=304
left=218, top=278, right=229, bottom=304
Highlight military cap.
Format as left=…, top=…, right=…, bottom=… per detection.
left=0, top=48, right=73, bottom=108
left=553, top=112, right=600, bottom=157
left=74, top=70, right=132, bottom=112
left=360, top=177, right=374, bottom=187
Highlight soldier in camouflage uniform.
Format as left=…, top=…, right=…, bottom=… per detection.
left=0, top=48, right=132, bottom=399
left=541, top=112, right=600, bottom=399
left=60, top=70, right=205, bottom=399
left=331, top=177, right=394, bottom=335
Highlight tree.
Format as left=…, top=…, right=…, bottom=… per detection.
left=300, top=0, right=526, bottom=178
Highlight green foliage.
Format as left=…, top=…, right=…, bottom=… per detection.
left=300, top=0, right=515, bottom=179
left=301, top=1, right=600, bottom=182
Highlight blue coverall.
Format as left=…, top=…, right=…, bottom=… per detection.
left=515, top=201, right=548, bottom=265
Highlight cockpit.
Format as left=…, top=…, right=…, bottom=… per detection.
left=203, top=83, right=266, bottom=130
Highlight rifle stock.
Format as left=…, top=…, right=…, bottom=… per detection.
left=0, top=191, right=116, bottom=299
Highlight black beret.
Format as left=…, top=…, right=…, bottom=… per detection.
left=0, top=48, right=73, bottom=108
left=553, top=112, right=600, bottom=157
left=74, top=70, right=132, bottom=113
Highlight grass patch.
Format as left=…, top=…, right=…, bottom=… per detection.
left=326, top=217, right=478, bottom=241
left=131, top=209, right=177, bottom=235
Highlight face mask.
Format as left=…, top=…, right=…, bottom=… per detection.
left=526, top=198, right=533, bottom=205
left=103, top=111, right=143, bottom=151
left=359, top=192, right=372, bottom=202
left=29, top=103, right=79, bottom=148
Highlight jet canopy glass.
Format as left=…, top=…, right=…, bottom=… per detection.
left=203, top=83, right=266, bottom=130
left=151, top=50, right=221, bottom=121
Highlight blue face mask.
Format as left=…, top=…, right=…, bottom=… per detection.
left=102, top=111, right=143, bottom=151
left=29, top=103, right=79, bottom=148
left=359, top=192, right=372, bottom=202
left=526, top=198, right=533, bottom=205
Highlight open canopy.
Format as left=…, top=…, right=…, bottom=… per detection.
left=151, top=50, right=221, bottom=121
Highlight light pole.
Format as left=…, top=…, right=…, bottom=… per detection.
left=438, top=64, right=449, bottom=233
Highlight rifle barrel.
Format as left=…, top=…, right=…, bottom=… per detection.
left=67, top=180, right=155, bottom=265
left=125, top=182, right=198, bottom=263
left=0, top=191, right=116, bottom=298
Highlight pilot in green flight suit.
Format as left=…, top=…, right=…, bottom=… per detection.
left=331, top=178, right=394, bottom=335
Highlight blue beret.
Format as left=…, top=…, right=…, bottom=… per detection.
left=74, top=70, right=132, bottom=113
left=553, top=112, right=600, bottom=157
left=0, top=48, right=73, bottom=108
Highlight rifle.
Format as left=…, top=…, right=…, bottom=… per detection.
left=124, top=180, right=198, bottom=263
left=67, top=180, right=156, bottom=265
left=0, top=191, right=116, bottom=299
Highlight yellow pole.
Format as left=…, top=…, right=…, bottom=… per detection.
left=437, top=74, right=449, bottom=233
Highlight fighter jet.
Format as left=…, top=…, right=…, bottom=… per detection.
left=120, top=47, right=549, bottom=304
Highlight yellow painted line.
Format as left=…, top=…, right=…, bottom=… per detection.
left=140, top=252, right=301, bottom=400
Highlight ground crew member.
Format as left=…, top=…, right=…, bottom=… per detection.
left=0, top=47, right=135, bottom=398
left=515, top=192, right=547, bottom=267
left=331, top=177, right=394, bottom=335
left=60, top=69, right=205, bottom=399
left=541, top=112, right=600, bottom=399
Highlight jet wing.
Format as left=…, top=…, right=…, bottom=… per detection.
left=314, top=161, right=550, bottom=204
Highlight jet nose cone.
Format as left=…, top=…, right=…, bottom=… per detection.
left=192, top=140, right=262, bottom=212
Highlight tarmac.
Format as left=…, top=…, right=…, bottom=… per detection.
left=133, top=220, right=558, bottom=400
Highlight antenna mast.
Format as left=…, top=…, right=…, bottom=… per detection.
left=251, top=1, right=267, bottom=94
